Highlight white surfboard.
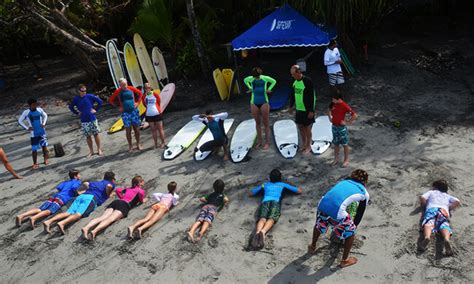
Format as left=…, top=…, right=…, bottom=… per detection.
left=152, top=47, right=168, bottom=88
left=230, top=119, right=257, bottom=163
left=274, top=120, right=298, bottom=158
left=106, top=40, right=125, bottom=88
left=163, top=120, right=206, bottom=160
left=160, top=83, right=175, bottom=112
left=195, top=119, right=234, bottom=161
left=311, top=116, right=333, bottom=155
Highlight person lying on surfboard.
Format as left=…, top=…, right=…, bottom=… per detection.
left=243, top=67, right=277, bottom=150
left=127, top=181, right=179, bottom=239
left=82, top=175, right=146, bottom=240
left=109, top=78, right=143, bottom=152
left=192, top=110, right=230, bottom=161
left=248, top=168, right=302, bottom=249
left=187, top=179, right=229, bottom=243
left=142, top=82, right=166, bottom=149
left=0, top=147, right=22, bottom=179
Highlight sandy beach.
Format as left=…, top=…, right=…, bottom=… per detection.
left=1, top=34, right=474, bottom=283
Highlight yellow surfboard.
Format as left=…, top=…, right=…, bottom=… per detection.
left=133, top=33, right=160, bottom=90
left=124, top=42, right=143, bottom=89
left=213, top=69, right=228, bottom=101
left=221, top=68, right=239, bottom=99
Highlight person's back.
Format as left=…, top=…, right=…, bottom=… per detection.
left=203, top=191, right=226, bottom=211
left=117, top=186, right=145, bottom=208
left=259, top=181, right=298, bottom=203
left=85, top=180, right=115, bottom=206
left=54, top=179, right=82, bottom=204
left=422, top=190, right=458, bottom=215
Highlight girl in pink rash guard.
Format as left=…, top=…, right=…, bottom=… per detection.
left=127, top=181, right=179, bottom=239
left=81, top=176, right=146, bottom=240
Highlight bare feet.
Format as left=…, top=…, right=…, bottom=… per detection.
left=15, top=216, right=22, bottom=227
left=223, top=155, right=229, bottom=161
left=251, top=233, right=259, bottom=248
left=258, top=231, right=265, bottom=248
left=43, top=222, right=52, bottom=234
left=445, top=240, right=454, bottom=256
left=97, top=149, right=104, bottom=156
left=32, top=164, right=39, bottom=170
left=136, top=228, right=143, bottom=239
left=195, top=235, right=203, bottom=243
left=14, top=175, right=23, bottom=179
left=308, top=244, right=317, bottom=255
left=159, top=143, right=165, bottom=149
left=44, top=159, right=49, bottom=165
left=263, top=143, right=270, bottom=150
left=57, top=223, right=66, bottom=235
left=127, top=227, right=135, bottom=239
left=89, top=231, right=96, bottom=241
left=187, top=231, right=195, bottom=243
left=418, top=238, right=430, bottom=252
left=254, top=141, right=261, bottom=149
left=340, top=257, right=358, bottom=268
left=87, top=152, right=93, bottom=158
left=331, top=160, right=339, bottom=166
left=82, top=228, right=90, bottom=240
left=342, top=160, right=350, bottom=167
left=136, top=145, right=143, bottom=151
left=128, top=147, right=134, bottom=153
left=29, top=218, right=36, bottom=229
left=302, top=148, right=311, bottom=155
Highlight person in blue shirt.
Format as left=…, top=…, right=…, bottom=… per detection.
left=249, top=168, right=302, bottom=249
left=69, top=84, right=103, bottom=157
left=308, top=169, right=369, bottom=268
left=18, top=98, right=49, bottom=169
left=15, top=169, right=82, bottom=228
left=192, top=110, right=230, bottom=161
left=43, top=171, right=116, bottom=235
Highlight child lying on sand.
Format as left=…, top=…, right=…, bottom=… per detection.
left=187, top=179, right=229, bottom=243
left=418, top=179, right=460, bottom=256
left=127, top=181, right=179, bottom=239
left=16, top=169, right=82, bottom=228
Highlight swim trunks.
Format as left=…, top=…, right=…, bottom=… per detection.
left=328, top=72, right=345, bottom=86
left=121, top=108, right=141, bottom=128
left=31, top=134, right=48, bottom=151
left=258, top=201, right=281, bottom=222
left=315, top=211, right=356, bottom=240
left=151, top=203, right=169, bottom=212
left=197, top=204, right=218, bottom=224
left=81, top=119, right=101, bottom=137
left=67, top=194, right=96, bottom=217
left=332, top=125, right=349, bottom=145
left=39, top=197, right=64, bottom=214
left=422, top=207, right=452, bottom=234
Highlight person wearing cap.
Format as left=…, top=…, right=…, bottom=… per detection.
left=69, top=83, right=103, bottom=157
left=308, top=169, right=369, bottom=268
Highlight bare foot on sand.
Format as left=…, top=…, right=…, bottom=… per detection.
left=187, top=232, right=195, bottom=243
left=44, top=159, right=49, bottom=165
left=418, top=238, right=430, bottom=252
left=445, top=240, right=454, bottom=256
left=136, top=145, right=143, bottom=151
left=223, top=155, right=229, bottom=161
left=159, top=144, right=165, bottom=149
left=14, top=175, right=23, bottom=179
left=57, top=223, right=66, bottom=235
left=127, top=227, right=135, bottom=239
left=254, top=143, right=261, bottom=150
left=342, top=160, right=350, bottom=167
left=32, top=164, right=39, bottom=170
left=97, top=149, right=104, bottom=156
left=340, top=257, right=358, bottom=268
left=43, top=222, right=52, bottom=234
left=15, top=216, right=22, bottom=227
left=89, top=231, right=96, bottom=241
left=302, top=148, right=311, bottom=155
left=258, top=231, right=265, bottom=248
left=81, top=228, right=89, bottom=240
left=29, top=218, right=36, bottom=229
left=307, top=244, right=317, bottom=255
left=87, top=152, right=93, bottom=158
left=128, top=147, right=134, bottom=153
left=136, top=228, right=143, bottom=239
left=263, top=143, right=270, bottom=150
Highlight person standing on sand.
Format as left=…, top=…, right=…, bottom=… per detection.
left=69, top=84, right=103, bottom=157
left=43, top=172, right=115, bottom=234
left=328, top=91, right=357, bottom=167
left=0, top=147, right=22, bottom=179
left=18, top=98, right=49, bottom=169
left=289, top=65, right=316, bottom=155
left=142, top=82, right=166, bottom=148
left=248, top=168, right=302, bottom=249
left=324, top=39, right=345, bottom=95
left=418, top=179, right=460, bottom=256
left=243, top=67, right=277, bottom=150
left=109, top=78, right=143, bottom=152
left=308, top=169, right=369, bottom=268
left=192, top=110, right=230, bottom=161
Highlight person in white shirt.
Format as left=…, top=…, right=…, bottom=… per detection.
left=418, top=179, right=460, bottom=256
left=324, top=39, right=345, bottom=93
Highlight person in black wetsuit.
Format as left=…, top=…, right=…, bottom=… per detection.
left=192, top=109, right=230, bottom=161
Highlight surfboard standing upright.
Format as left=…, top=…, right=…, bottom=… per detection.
left=213, top=69, right=228, bottom=101
left=152, top=47, right=169, bottom=88
left=195, top=119, right=235, bottom=161
left=163, top=120, right=207, bottom=160
left=134, top=33, right=160, bottom=90
left=230, top=119, right=257, bottom=163
left=274, top=119, right=298, bottom=158
left=311, top=116, right=333, bottom=155
left=106, top=40, right=126, bottom=89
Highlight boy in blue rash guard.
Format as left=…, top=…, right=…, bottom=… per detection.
left=249, top=168, right=302, bottom=249
left=43, top=172, right=116, bottom=234
left=69, top=84, right=103, bottom=157
left=16, top=169, right=82, bottom=228
left=308, top=169, right=369, bottom=268
left=244, top=67, right=277, bottom=150
left=192, top=110, right=230, bottom=161
left=18, top=98, right=49, bottom=169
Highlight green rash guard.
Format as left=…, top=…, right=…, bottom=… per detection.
left=243, top=75, right=277, bottom=105
left=290, top=76, right=316, bottom=112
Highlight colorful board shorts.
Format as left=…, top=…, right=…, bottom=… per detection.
left=328, top=72, right=345, bottom=86
left=422, top=207, right=452, bottom=234
left=39, top=197, right=64, bottom=214
left=332, top=125, right=349, bottom=145
left=197, top=204, right=218, bottom=224
left=31, top=134, right=48, bottom=151
left=295, top=111, right=315, bottom=126
left=81, top=119, right=101, bottom=137
left=66, top=194, right=96, bottom=217
left=121, top=108, right=141, bottom=128
left=315, top=211, right=356, bottom=240
left=258, top=201, right=281, bottom=222
left=151, top=202, right=169, bottom=212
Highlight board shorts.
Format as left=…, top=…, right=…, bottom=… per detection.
left=328, top=72, right=345, bottom=86
left=107, top=200, right=130, bottom=218
left=39, top=197, right=64, bottom=214
left=197, top=204, right=218, bottom=224
left=121, top=108, right=141, bottom=128
left=31, top=134, right=48, bottom=151
left=422, top=207, right=452, bottom=234
left=151, top=202, right=169, bottom=212
left=145, top=114, right=163, bottom=123
left=258, top=201, right=281, bottom=222
left=332, top=125, right=349, bottom=145
left=67, top=194, right=96, bottom=217
left=315, top=211, right=356, bottom=240
left=295, top=111, right=315, bottom=126
left=81, top=119, right=101, bottom=137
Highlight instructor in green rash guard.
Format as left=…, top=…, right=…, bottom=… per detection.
left=289, top=65, right=316, bottom=155
left=244, top=67, right=277, bottom=150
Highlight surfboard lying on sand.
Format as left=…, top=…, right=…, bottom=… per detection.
left=213, top=69, right=228, bottom=101
left=311, top=115, right=333, bottom=155
left=134, top=33, right=160, bottom=90
left=194, top=119, right=234, bottom=161
left=106, top=40, right=126, bottom=89
left=152, top=47, right=168, bottom=88
left=230, top=119, right=257, bottom=163
left=163, top=120, right=206, bottom=160
left=269, top=86, right=292, bottom=111
left=274, top=119, right=298, bottom=159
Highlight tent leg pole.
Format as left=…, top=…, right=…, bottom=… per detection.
left=232, top=51, right=242, bottom=95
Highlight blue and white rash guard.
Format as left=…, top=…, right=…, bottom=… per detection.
left=318, top=180, right=369, bottom=220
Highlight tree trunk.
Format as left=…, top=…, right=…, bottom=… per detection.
left=185, top=0, right=212, bottom=77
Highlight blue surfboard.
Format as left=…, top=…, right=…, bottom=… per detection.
left=269, top=85, right=292, bottom=111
